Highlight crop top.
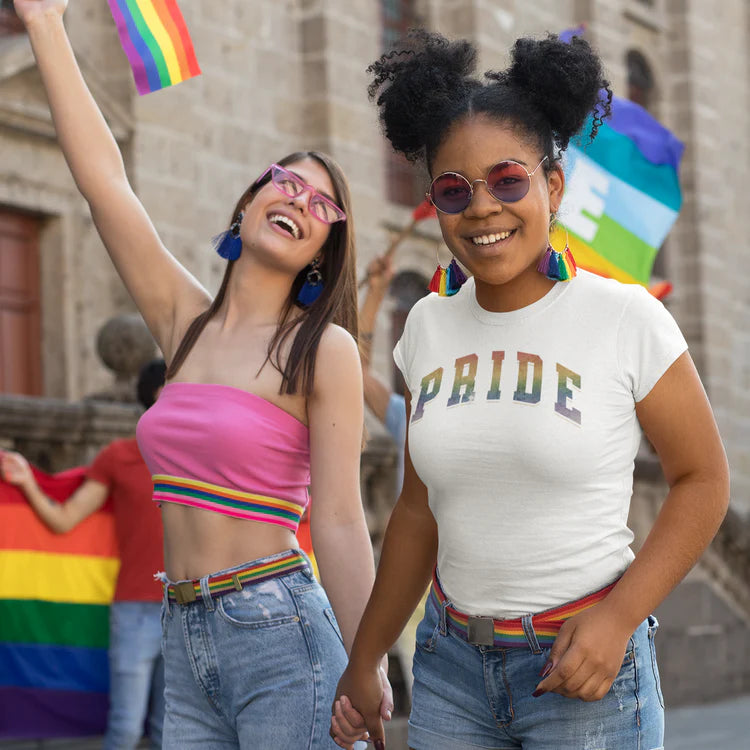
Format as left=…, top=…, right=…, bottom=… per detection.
left=135, top=382, right=311, bottom=532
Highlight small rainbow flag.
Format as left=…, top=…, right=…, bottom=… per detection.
left=0, top=467, right=119, bottom=739
left=107, top=0, right=201, bottom=95
left=556, top=28, right=683, bottom=287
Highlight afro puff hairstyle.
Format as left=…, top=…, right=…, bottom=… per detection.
left=367, top=29, right=612, bottom=172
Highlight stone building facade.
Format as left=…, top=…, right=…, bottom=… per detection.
left=1, top=0, right=749, bottom=720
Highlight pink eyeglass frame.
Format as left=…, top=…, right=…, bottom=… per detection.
left=256, top=163, right=347, bottom=224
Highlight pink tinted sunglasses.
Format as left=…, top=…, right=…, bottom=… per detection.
left=256, top=164, right=347, bottom=224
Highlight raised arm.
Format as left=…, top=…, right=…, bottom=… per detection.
left=15, top=0, right=210, bottom=356
left=359, top=255, right=395, bottom=423
left=1, top=451, right=108, bottom=533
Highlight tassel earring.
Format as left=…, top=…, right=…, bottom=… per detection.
left=297, top=258, right=324, bottom=306
left=212, top=212, right=244, bottom=261
left=537, top=225, right=576, bottom=282
left=428, top=257, right=467, bottom=297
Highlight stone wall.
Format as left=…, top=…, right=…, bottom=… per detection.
left=1, top=0, right=749, bottom=714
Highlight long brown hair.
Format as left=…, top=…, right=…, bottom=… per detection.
left=166, top=151, right=358, bottom=397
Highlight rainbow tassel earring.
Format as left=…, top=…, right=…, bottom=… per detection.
left=537, top=231, right=577, bottom=282
left=212, top=212, right=243, bottom=261
left=428, top=258, right=467, bottom=297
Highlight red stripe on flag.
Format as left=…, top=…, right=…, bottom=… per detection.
left=164, top=0, right=201, bottom=77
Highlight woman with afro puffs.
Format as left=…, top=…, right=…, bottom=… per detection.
left=330, top=29, right=729, bottom=750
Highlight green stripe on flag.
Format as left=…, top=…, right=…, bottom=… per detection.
left=124, top=0, right=171, bottom=87
left=587, top=214, right=659, bottom=284
left=0, top=599, right=110, bottom=648
left=575, top=123, right=682, bottom=212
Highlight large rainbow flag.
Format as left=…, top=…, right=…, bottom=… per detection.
left=107, top=0, right=201, bottom=95
left=0, top=468, right=119, bottom=739
left=554, top=27, right=684, bottom=286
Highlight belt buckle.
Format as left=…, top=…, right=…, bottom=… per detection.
left=467, top=616, right=495, bottom=646
left=173, top=581, right=197, bottom=605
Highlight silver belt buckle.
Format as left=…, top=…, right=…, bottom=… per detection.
left=467, top=615, right=495, bottom=646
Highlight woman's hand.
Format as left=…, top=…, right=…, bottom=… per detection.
left=0, top=451, right=35, bottom=491
left=13, top=0, right=67, bottom=26
left=533, top=602, right=633, bottom=702
left=331, top=662, right=389, bottom=749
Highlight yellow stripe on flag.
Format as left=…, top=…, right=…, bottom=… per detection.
left=135, top=0, right=182, bottom=84
left=0, top=550, right=119, bottom=605
left=558, top=230, right=643, bottom=286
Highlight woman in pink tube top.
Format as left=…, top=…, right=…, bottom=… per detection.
left=14, top=1, right=391, bottom=746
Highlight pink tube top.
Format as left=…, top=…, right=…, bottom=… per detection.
left=135, top=382, right=310, bottom=532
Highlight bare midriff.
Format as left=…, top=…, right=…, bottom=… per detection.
left=162, top=503, right=299, bottom=581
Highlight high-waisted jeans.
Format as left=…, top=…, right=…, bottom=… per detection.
left=409, top=589, right=665, bottom=750
left=159, top=549, right=347, bottom=749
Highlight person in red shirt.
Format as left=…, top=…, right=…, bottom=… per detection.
left=1, top=359, right=167, bottom=750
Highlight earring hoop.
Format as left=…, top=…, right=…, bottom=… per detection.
left=428, top=245, right=467, bottom=297
left=537, top=225, right=577, bottom=281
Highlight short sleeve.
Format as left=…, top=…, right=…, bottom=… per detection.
left=617, top=286, right=688, bottom=402
left=86, top=442, right=117, bottom=488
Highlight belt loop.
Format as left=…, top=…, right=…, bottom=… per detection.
left=433, top=571, right=450, bottom=636
left=200, top=576, right=215, bottom=611
left=521, top=614, right=543, bottom=655
left=162, top=583, right=171, bottom=617
left=156, top=571, right=171, bottom=616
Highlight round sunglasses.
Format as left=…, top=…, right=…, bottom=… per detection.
left=428, top=156, right=549, bottom=214
left=256, top=164, right=347, bottom=224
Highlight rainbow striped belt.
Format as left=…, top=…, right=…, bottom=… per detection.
left=167, top=551, right=308, bottom=605
left=152, top=474, right=306, bottom=532
left=430, top=569, right=617, bottom=648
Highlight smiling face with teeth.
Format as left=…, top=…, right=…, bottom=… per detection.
left=431, top=115, right=565, bottom=311
left=238, top=157, right=339, bottom=278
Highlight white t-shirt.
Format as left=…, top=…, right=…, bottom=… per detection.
left=394, top=271, right=687, bottom=618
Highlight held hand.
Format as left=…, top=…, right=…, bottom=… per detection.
left=12, top=0, right=67, bottom=26
left=533, top=603, right=633, bottom=702
left=0, top=451, right=35, bottom=490
left=330, top=662, right=387, bottom=749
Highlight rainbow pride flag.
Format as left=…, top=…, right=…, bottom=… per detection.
left=555, top=30, right=684, bottom=286
left=107, top=0, right=201, bottom=95
left=0, top=468, right=119, bottom=739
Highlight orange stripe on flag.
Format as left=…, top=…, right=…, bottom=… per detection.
left=151, top=0, right=190, bottom=80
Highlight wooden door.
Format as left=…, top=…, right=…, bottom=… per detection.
left=0, top=211, right=42, bottom=395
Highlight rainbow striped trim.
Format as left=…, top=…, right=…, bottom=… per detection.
left=430, top=570, right=617, bottom=648
left=107, top=0, right=201, bottom=95
left=152, top=475, right=305, bottom=532
left=166, top=551, right=308, bottom=604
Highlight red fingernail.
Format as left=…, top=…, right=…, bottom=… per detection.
left=532, top=688, right=546, bottom=698
left=538, top=661, right=554, bottom=678
left=375, top=740, right=386, bottom=750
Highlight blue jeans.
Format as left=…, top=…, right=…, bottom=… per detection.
left=409, top=593, right=665, bottom=750
left=159, top=550, right=348, bottom=749
left=104, top=601, right=165, bottom=750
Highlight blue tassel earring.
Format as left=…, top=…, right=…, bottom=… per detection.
left=297, top=258, right=324, bottom=306
left=211, top=212, right=243, bottom=261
